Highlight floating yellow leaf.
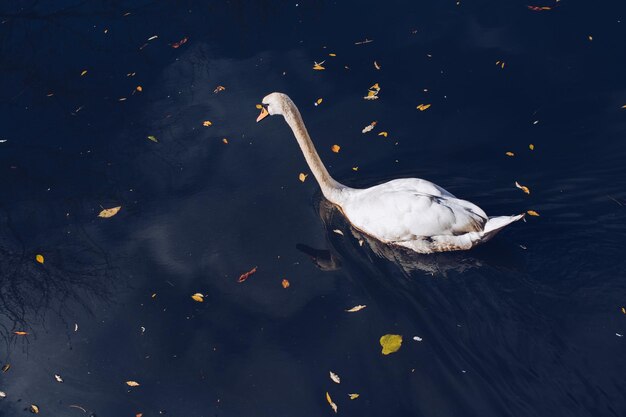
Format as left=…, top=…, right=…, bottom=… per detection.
left=147, top=135, right=158, bottom=143
left=203, top=120, right=213, bottom=127
left=526, top=210, right=540, bottom=216
left=255, top=104, right=263, bottom=109
left=313, top=61, right=326, bottom=70
left=348, top=393, right=360, bottom=400
left=30, top=405, right=40, bottom=414
left=14, top=331, right=28, bottom=336
left=380, top=334, right=403, bottom=355
left=328, top=53, right=337, bottom=57
left=329, top=371, right=341, bottom=384
left=36, top=254, right=44, bottom=264
left=364, top=83, right=381, bottom=100
left=505, top=151, right=515, bottom=157
left=80, top=70, right=87, bottom=76
left=2, top=364, right=10, bottom=373
left=378, top=131, right=388, bottom=137
left=416, top=104, right=431, bottom=111
left=326, top=392, right=338, bottom=413
left=315, top=98, right=323, bottom=106
left=529, top=143, right=535, bottom=150
left=191, top=293, right=204, bottom=302
left=621, top=307, right=625, bottom=314
left=331, top=144, right=341, bottom=153
left=299, top=173, right=308, bottom=182
left=352, top=166, right=359, bottom=171
left=374, top=61, right=381, bottom=70
left=136, top=86, right=143, bottom=92
left=98, top=206, right=121, bottom=218
left=515, top=181, right=530, bottom=195
left=126, top=381, right=140, bottom=387
left=345, top=305, right=367, bottom=312
left=281, top=279, right=290, bottom=288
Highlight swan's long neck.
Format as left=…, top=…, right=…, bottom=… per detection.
left=281, top=101, right=346, bottom=203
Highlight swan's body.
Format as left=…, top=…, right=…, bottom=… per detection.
left=257, top=92, right=523, bottom=253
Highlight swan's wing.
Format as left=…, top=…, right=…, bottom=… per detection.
left=371, top=178, right=457, bottom=198
left=341, top=187, right=487, bottom=242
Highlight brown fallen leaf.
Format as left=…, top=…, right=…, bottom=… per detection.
left=281, top=279, right=290, bottom=289
left=222, top=138, right=229, bottom=144
left=345, top=305, right=367, bottom=312
left=14, top=331, right=28, bottom=336
left=526, top=210, right=540, bottom=216
left=191, top=293, right=204, bottom=302
left=299, top=173, right=308, bottom=182
left=126, top=381, right=140, bottom=387
left=237, top=266, right=258, bottom=283
left=505, top=151, right=515, bottom=157
left=30, top=404, right=39, bottom=414
left=36, top=254, right=44, bottom=264
left=136, top=86, right=143, bottom=92
left=203, top=120, right=213, bottom=127
left=214, top=85, right=226, bottom=94
left=331, top=144, right=341, bottom=153
left=515, top=181, right=531, bottom=195
left=326, top=392, right=338, bottom=413
left=98, top=206, right=121, bottom=218
left=2, top=364, right=10, bottom=373
left=171, top=37, right=188, bottom=48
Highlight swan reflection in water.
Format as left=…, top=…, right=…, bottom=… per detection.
left=297, top=198, right=526, bottom=278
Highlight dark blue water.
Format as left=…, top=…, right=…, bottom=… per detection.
left=1, top=1, right=626, bottom=416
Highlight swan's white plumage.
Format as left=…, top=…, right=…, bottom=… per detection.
left=258, top=92, right=523, bottom=253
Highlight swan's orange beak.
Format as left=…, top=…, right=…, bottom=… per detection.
left=256, top=107, right=269, bottom=123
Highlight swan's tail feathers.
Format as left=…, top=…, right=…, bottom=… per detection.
left=481, top=213, right=525, bottom=240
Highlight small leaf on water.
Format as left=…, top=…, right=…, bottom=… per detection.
left=526, top=210, right=540, bottom=216
left=281, top=279, right=290, bottom=289
left=30, top=404, right=39, bottom=414
left=515, top=181, right=531, bottom=195
left=529, top=143, right=535, bottom=150
left=2, top=364, right=10, bottom=373
left=36, top=254, right=44, bottom=264
left=126, top=381, right=140, bottom=387
left=203, top=120, right=213, bottom=127
left=299, top=173, right=308, bottom=182
left=348, top=393, right=360, bottom=400
left=331, top=144, right=341, bottom=153
left=98, top=206, right=121, bottom=218
left=313, top=61, right=326, bottom=70
left=0, top=391, right=5, bottom=398
left=147, top=35, right=158, bottom=41
left=191, top=293, right=204, bottom=302
left=378, top=131, right=388, bottom=137
left=222, top=138, right=229, bottom=144
left=80, top=70, right=87, bottom=76
left=214, top=85, right=226, bottom=94
left=315, top=98, right=323, bottom=106
left=136, top=86, right=143, bottom=92
left=147, top=135, right=158, bottom=143
left=237, top=266, right=258, bottom=283
left=329, top=371, right=341, bottom=384
left=505, top=151, right=515, bottom=157
left=328, top=53, right=337, bottom=57
left=352, top=166, right=359, bottom=171
left=621, top=307, right=626, bottom=314
left=54, top=374, right=63, bottom=383
left=326, top=392, right=338, bottom=413
left=416, top=104, right=431, bottom=111
left=345, top=305, right=366, bottom=312
left=14, top=331, right=28, bottom=336
left=171, top=37, right=188, bottom=48
left=255, top=104, right=263, bottom=109
left=333, top=229, right=344, bottom=236
left=380, top=334, right=403, bottom=355
left=374, top=61, right=381, bottom=70
left=362, top=121, right=377, bottom=133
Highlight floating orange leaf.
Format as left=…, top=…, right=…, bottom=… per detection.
left=527, top=5, right=552, bottom=11
left=378, top=131, right=388, bottom=137
left=299, top=173, right=308, bottom=182
left=222, top=138, right=228, bottom=144
left=126, top=381, right=140, bottom=387
left=36, top=254, right=44, bottom=264
left=331, top=144, right=341, bottom=153
left=237, top=266, right=258, bottom=283
left=171, top=37, right=188, bottom=48
left=281, top=279, right=290, bottom=288
left=136, top=86, right=143, bottom=92
left=14, top=331, right=28, bottom=336
left=313, top=61, right=326, bottom=70
left=416, top=103, right=431, bottom=111
left=203, top=120, right=213, bottom=127
left=326, top=392, right=338, bottom=413
left=505, top=151, right=515, bottom=156
left=98, top=206, right=121, bottom=218
left=191, top=293, right=204, bottom=302
left=214, top=85, right=226, bottom=94
left=526, top=210, right=540, bottom=216
left=328, top=53, right=337, bottom=57
left=515, top=181, right=531, bottom=195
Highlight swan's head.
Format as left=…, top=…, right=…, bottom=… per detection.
left=256, top=92, right=291, bottom=122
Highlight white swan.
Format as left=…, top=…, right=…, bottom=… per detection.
left=256, top=92, right=523, bottom=253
